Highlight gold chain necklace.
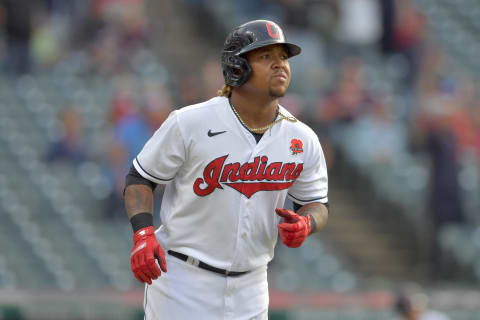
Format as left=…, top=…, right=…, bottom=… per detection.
left=231, top=103, right=297, bottom=133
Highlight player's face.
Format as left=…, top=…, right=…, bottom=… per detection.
left=245, top=44, right=291, bottom=98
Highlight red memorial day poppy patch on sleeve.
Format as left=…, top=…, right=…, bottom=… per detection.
left=290, top=139, right=303, bottom=155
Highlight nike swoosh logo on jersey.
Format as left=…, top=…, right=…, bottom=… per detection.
left=208, top=129, right=227, bottom=137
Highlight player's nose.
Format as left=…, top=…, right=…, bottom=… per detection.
left=271, top=55, right=288, bottom=73
left=271, top=55, right=286, bottom=68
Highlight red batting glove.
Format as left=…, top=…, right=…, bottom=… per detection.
left=130, top=226, right=167, bottom=285
left=275, top=208, right=311, bottom=248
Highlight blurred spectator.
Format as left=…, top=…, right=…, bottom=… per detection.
left=102, top=139, right=129, bottom=220
left=343, top=97, right=406, bottom=167
left=416, top=53, right=480, bottom=151
left=447, top=78, right=478, bottom=154
left=315, top=57, right=381, bottom=142
left=312, top=57, right=385, bottom=170
left=30, top=6, right=64, bottom=69
left=391, top=0, right=426, bottom=53
left=416, top=48, right=452, bottom=100
left=0, top=0, right=40, bottom=74
left=335, top=0, right=382, bottom=53
left=103, top=89, right=148, bottom=220
left=103, top=74, right=172, bottom=220
left=45, top=106, right=88, bottom=165
left=389, top=0, right=427, bottom=88
left=277, top=0, right=310, bottom=28
left=142, top=81, right=173, bottom=131
left=109, top=74, right=150, bottom=166
left=378, top=0, right=396, bottom=54
left=394, top=291, right=450, bottom=320
left=90, top=27, right=122, bottom=75
left=74, top=0, right=149, bottom=76
left=44, top=0, right=86, bottom=17
left=411, top=99, right=466, bottom=279
left=304, top=0, right=339, bottom=41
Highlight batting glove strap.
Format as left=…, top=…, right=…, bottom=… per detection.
left=133, top=225, right=155, bottom=243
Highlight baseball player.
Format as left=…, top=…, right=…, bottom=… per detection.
left=124, top=20, right=329, bottom=319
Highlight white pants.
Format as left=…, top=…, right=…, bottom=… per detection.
left=144, top=254, right=269, bottom=320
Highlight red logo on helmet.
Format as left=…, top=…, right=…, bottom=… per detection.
left=266, top=22, right=280, bottom=39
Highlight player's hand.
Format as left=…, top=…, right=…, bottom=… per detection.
left=275, top=208, right=311, bottom=248
left=130, top=226, right=167, bottom=285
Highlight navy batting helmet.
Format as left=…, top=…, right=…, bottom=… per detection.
left=221, top=20, right=302, bottom=87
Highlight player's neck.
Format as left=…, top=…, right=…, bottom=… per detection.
left=229, top=92, right=278, bottom=129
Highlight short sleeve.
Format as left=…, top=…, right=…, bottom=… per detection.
left=133, top=111, right=186, bottom=184
left=287, top=135, right=328, bottom=205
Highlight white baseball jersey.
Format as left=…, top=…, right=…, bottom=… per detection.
left=133, top=96, right=328, bottom=272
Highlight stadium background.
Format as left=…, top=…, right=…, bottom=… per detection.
left=0, top=0, right=479, bottom=319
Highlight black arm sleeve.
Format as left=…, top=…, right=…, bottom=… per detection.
left=125, top=165, right=158, bottom=191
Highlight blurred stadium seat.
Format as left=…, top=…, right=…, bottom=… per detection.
left=0, top=0, right=479, bottom=319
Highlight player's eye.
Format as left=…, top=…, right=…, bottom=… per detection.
left=260, top=54, right=270, bottom=59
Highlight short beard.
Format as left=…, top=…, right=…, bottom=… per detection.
left=269, top=88, right=286, bottom=98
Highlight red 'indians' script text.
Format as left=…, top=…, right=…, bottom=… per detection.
left=193, top=155, right=303, bottom=198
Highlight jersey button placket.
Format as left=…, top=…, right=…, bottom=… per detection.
left=246, top=131, right=256, bottom=145
left=235, top=199, right=250, bottom=271
left=230, top=198, right=244, bottom=271
left=243, top=200, right=251, bottom=234
left=224, top=280, right=234, bottom=318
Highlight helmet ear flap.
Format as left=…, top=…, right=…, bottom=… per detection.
left=221, top=29, right=255, bottom=87
left=222, top=54, right=252, bottom=87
